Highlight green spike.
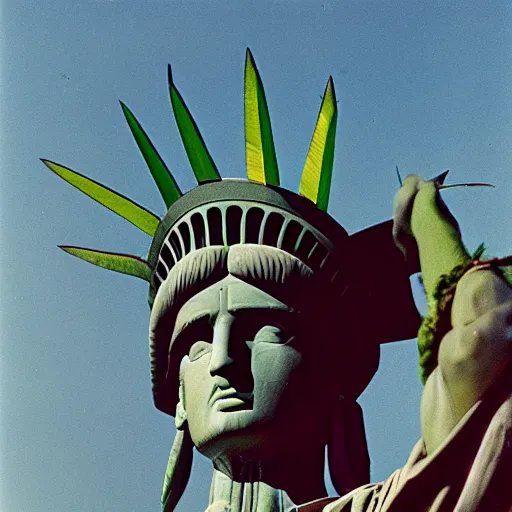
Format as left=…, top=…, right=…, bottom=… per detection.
left=42, top=159, right=160, bottom=236
left=299, top=77, right=337, bottom=211
left=244, top=48, right=280, bottom=186
left=120, top=101, right=182, bottom=208
left=59, top=246, right=152, bottom=281
left=168, top=65, right=221, bottom=183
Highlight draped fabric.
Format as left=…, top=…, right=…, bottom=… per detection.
left=298, top=370, right=512, bottom=512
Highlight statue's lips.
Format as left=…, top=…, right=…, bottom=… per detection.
left=209, top=386, right=253, bottom=411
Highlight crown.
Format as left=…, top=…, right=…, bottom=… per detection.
left=42, top=49, right=352, bottom=306
left=43, top=50, right=340, bottom=287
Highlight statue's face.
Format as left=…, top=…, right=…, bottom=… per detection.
left=174, top=274, right=324, bottom=460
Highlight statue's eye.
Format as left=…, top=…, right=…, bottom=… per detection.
left=252, top=325, right=292, bottom=344
left=188, top=341, right=212, bottom=361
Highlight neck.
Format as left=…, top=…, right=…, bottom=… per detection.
left=207, top=450, right=327, bottom=512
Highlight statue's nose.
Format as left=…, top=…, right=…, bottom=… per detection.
left=209, top=313, right=235, bottom=376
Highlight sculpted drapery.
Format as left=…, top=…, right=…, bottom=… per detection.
left=300, top=370, right=512, bottom=511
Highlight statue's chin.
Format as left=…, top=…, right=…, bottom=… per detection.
left=193, top=419, right=291, bottom=463
left=191, top=395, right=328, bottom=463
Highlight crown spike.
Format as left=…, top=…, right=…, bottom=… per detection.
left=120, top=101, right=182, bottom=208
left=168, top=65, right=221, bottom=184
left=59, top=246, right=152, bottom=281
left=244, top=48, right=280, bottom=186
left=42, top=159, right=160, bottom=236
left=299, top=77, right=338, bottom=211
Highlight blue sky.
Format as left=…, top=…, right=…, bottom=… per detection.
left=2, top=1, right=511, bottom=511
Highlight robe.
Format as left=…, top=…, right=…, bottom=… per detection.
left=298, top=370, right=512, bottom=512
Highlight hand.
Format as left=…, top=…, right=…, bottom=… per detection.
left=392, top=174, right=427, bottom=262
left=392, top=174, right=461, bottom=277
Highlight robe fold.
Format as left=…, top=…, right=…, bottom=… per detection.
left=298, top=370, right=512, bottom=512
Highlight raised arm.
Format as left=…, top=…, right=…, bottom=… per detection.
left=393, top=176, right=512, bottom=455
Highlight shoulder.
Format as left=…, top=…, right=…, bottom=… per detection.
left=437, top=269, right=512, bottom=421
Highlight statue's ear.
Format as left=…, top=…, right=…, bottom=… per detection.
left=175, top=381, right=188, bottom=431
left=327, top=400, right=370, bottom=496
left=161, top=382, right=193, bottom=512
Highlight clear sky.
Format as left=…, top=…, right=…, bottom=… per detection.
left=2, top=1, right=511, bottom=511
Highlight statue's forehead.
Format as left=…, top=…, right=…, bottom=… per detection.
left=173, top=275, right=290, bottom=338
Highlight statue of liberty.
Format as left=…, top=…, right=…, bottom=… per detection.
left=43, top=49, right=512, bottom=511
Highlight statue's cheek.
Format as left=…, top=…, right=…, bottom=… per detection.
left=250, top=344, right=303, bottom=406
left=180, top=356, right=212, bottom=410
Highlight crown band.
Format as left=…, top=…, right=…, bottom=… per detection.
left=147, top=180, right=350, bottom=305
